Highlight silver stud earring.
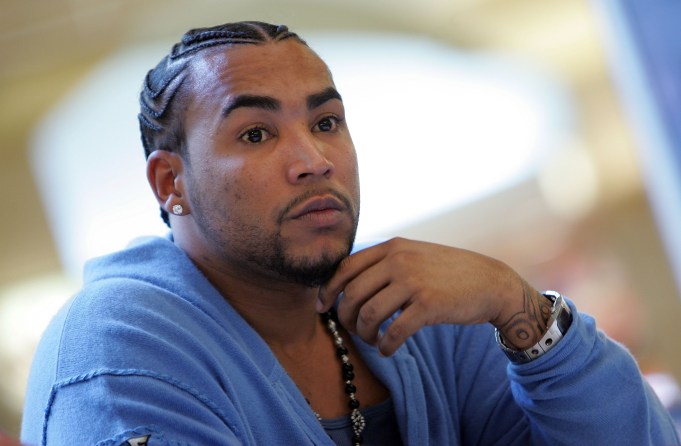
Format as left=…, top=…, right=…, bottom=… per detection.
left=172, top=204, right=184, bottom=215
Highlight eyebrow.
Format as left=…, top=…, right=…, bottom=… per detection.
left=221, top=87, right=343, bottom=119
left=307, top=87, right=343, bottom=110
left=221, top=95, right=280, bottom=119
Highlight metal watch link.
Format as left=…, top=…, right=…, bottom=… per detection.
left=495, top=290, right=573, bottom=364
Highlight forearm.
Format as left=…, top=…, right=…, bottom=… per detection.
left=507, top=302, right=680, bottom=446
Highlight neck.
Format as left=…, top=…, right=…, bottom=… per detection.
left=228, top=284, right=322, bottom=349
left=186, top=250, right=324, bottom=348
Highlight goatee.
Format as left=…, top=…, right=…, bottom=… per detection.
left=269, top=234, right=355, bottom=287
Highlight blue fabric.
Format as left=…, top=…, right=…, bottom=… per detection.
left=21, top=236, right=680, bottom=445
left=322, top=398, right=403, bottom=446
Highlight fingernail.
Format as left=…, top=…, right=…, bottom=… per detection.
left=316, top=286, right=327, bottom=312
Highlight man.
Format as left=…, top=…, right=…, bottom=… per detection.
left=21, top=21, right=680, bottom=445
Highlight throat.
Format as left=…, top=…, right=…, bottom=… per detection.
left=276, top=311, right=369, bottom=445
left=269, top=311, right=390, bottom=446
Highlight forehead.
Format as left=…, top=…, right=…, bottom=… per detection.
left=188, top=40, right=334, bottom=102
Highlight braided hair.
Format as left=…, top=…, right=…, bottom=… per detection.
left=138, top=21, right=306, bottom=226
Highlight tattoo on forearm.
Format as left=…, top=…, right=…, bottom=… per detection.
left=498, top=279, right=552, bottom=349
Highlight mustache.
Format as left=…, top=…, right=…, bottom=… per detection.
left=277, top=188, right=355, bottom=225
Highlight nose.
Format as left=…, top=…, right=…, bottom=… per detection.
left=285, top=130, right=334, bottom=184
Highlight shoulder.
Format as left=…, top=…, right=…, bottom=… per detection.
left=28, top=234, right=233, bottom=390
left=59, top=275, right=222, bottom=376
left=22, top=271, right=244, bottom=441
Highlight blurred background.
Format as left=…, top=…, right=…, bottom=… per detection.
left=2, top=0, right=681, bottom=437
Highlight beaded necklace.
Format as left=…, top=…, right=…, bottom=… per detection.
left=312, top=310, right=366, bottom=446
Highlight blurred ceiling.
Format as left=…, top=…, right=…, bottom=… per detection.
left=0, top=0, right=644, bottom=285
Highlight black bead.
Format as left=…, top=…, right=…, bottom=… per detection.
left=317, top=311, right=365, bottom=443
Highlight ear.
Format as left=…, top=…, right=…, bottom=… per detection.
left=146, top=150, right=187, bottom=214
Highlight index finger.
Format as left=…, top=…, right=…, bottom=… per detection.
left=316, top=241, right=389, bottom=312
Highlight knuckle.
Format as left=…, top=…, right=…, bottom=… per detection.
left=385, top=237, right=399, bottom=247
left=389, top=249, right=418, bottom=272
left=408, top=297, right=425, bottom=316
left=383, top=321, right=406, bottom=344
left=337, top=254, right=353, bottom=273
left=383, top=237, right=406, bottom=253
left=343, top=281, right=359, bottom=300
left=357, top=303, right=379, bottom=328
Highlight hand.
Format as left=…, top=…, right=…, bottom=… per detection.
left=317, top=238, right=550, bottom=356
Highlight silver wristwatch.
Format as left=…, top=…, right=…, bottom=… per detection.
left=495, top=290, right=573, bottom=364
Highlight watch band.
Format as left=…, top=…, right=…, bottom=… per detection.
left=495, top=290, right=573, bottom=364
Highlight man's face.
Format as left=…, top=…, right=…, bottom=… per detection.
left=179, top=40, right=360, bottom=287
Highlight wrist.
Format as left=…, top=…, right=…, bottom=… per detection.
left=495, top=291, right=573, bottom=363
left=493, top=277, right=552, bottom=350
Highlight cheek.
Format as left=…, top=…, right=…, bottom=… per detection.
left=337, top=152, right=360, bottom=191
left=189, top=157, right=243, bottom=210
left=237, top=167, right=265, bottom=195
left=227, top=163, right=280, bottom=214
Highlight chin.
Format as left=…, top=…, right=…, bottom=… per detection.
left=275, top=235, right=354, bottom=287
left=283, top=255, right=344, bottom=288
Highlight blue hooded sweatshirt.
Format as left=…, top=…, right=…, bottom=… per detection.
left=21, top=236, right=680, bottom=445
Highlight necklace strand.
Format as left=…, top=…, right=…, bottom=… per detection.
left=315, top=310, right=366, bottom=446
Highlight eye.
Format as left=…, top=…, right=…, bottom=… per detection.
left=239, top=126, right=274, bottom=144
left=313, top=116, right=342, bottom=133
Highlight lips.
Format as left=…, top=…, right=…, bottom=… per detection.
left=288, top=196, right=345, bottom=220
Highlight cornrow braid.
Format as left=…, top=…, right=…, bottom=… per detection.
left=138, top=21, right=306, bottom=226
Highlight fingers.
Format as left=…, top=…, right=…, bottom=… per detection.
left=376, top=303, right=428, bottom=356
left=317, top=239, right=413, bottom=350
left=317, top=242, right=388, bottom=312
left=336, top=278, right=427, bottom=356
left=335, top=261, right=391, bottom=334
left=316, top=237, right=527, bottom=357
left=317, top=238, right=437, bottom=355
left=342, top=281, right=412, bottom=345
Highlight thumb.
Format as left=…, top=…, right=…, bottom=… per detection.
left=316, top=285, right=332, bottom=313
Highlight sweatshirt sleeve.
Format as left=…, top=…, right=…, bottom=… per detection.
left=19, top=280, right=249, bottom=446
left=35, top=372, right=244, bottom=446
left=506, top=300, right=680, bottom=446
